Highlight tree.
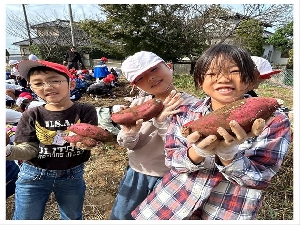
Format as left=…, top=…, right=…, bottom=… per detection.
left=79, top=4, right=206, bottom=62
left=234, top=19, right=264, bottom=56
left=266, top=21, right=293, bottom=54
left=79, top=4, right=292, bottom=59
left=7, top=4, right=293, bottom=64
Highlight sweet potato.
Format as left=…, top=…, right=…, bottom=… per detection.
left=111, top=98, right=164, bottom=126
left=64, top=134, right=98, bottom=147
left=182, top=97, right=281, bottom=139
left=67, top=123, right=114, bottom=142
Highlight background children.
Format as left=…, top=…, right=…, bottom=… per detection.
left=6, top=82, right=26, bottom=107
left=6, top=109, right=22, bottom=199
left=8, top=60, right=20, bottom=80
left=109, top=51, right=199, bottom=220
left=6, top=60, right=98, bottom=220
left=132, top=44, right=291, bottom=220
left=28, top=54, right=38, bottom=61
left=93, top=57, right=110, bottom=83
left=246, top=56, right=281, bottom=97
left=86, top=75, right=116, bottom=99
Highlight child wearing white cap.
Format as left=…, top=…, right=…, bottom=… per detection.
left=8, top=59, right=20, bottom=80
left=247, top=56, right=281, bottom=97
left=109, top=51, right=199, bottom=220
left=28, top=54, right=38, bottom=61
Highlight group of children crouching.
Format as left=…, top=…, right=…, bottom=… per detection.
left=6, top=60, right=121, bottom=111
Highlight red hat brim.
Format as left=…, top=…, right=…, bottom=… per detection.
left=259, top=70, right=281, bottom=79
left=17, top=60, right=73, bottom=81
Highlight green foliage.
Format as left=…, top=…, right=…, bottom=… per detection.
left=29, top=44, right=68, bottom=63
left=79, top=4, right=209, bottom=61
left=173, top=74, right=206, bottom=98
left=234, top=19, right=264, bottom=56
left=266, top=21, right=293, bottom=54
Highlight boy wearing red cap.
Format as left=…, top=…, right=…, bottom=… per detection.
left=6, top=60, right=98, bottom=220
left=93, top=56, right=110, bottom=82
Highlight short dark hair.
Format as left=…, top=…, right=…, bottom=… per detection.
left=28, top=66, right=70, bottom=82
left=193, top=44, right=256, bottom=89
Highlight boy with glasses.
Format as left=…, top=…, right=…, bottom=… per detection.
left=6, top=60, right=98, bottom=220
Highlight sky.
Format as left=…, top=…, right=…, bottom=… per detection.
left=5, top=4, right=102, bottom=54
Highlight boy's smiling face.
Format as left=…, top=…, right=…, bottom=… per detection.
left=201, top=58, right=250, bottom=110
left=132, top=62, right=173, bottom=96
left=29, top=70, right=76, bottom=107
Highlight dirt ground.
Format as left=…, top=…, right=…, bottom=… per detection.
left=6, top=79, right=137, bottom=220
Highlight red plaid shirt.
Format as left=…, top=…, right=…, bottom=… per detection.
left=132, top=97, right=291, bottom=220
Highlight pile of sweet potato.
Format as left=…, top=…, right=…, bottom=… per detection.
left=64, top=123, right=114, bottom=147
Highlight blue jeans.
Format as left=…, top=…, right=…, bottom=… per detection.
left=13, top=162, right=86, bottom=220
left=110, top=166, right=162, bottom=220
left=6, top=161, right=20, bottom=198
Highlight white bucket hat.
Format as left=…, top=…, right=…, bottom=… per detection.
left=8, top=60, right=19, bottom=66
left=251, top=56, right=281, bottom=79
left=28, top=54, right=38, bottom=61
left=121, top=51, right=165, bottom=84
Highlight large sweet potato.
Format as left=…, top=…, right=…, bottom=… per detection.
left=67, top=123, right=114, bottom=142
left=111, top=98, right=164, bottom=126
left=64, top=134, right=98, bottom=147
left=182, top=97, right=281, bottom=139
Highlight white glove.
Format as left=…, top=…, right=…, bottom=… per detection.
left=214, top=119, right=265, bottom=160
left=187, top=131, right=219, bottom=157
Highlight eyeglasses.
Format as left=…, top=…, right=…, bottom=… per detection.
left=30, top=80, right=68, bottom=89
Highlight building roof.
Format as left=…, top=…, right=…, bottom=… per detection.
left=30, top=19, right=72, bottom=29
left=12, top=19, right=91, bottom=47
left=13, top=36, right=91, bottom=47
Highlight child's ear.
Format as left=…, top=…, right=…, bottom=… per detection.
left=166, top=62, right=173, bottom=70
left=69, top=80, right=76, bottom=90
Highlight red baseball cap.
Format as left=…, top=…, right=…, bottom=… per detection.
left=17, top=60, right=73, bottom=81
left=19, top=92, right=33, bottom=100
left=106, top=74, right=116, bottom=80
left=103, top=76, right=114, bottom=83
left=100, top=57, right=108, bottom=62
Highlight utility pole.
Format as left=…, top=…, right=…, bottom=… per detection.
left=22, top=4, right=32, bottom=46
left=68, top=4, right=76, bottom=47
